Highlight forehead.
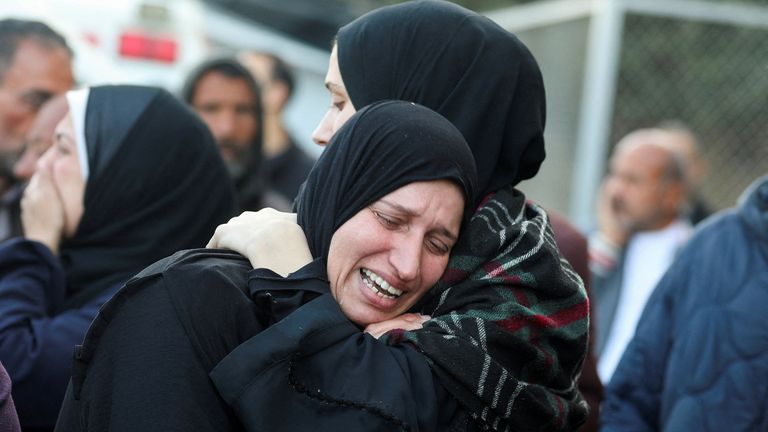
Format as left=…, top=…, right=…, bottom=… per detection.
left=612, top=142, right=669, bottom=179
left=325, top=46, right=342, bottom=87
left=192, top=72, right=256, bottom=104
left=3, top=40, right=73, bottom=92
left=377, top=180, right=464, bottom=226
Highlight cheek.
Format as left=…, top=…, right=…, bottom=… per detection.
left=419, top=255, right=449, bottom=291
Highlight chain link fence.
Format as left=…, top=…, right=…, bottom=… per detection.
left=610, top=9, right=768, bottom=212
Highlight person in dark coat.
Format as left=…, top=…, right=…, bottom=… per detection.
left=0, top=85, right=234, bottom=430
left=55, top=100, right=478, bottom=431
left=601, top=174, right=768, bottom=431
left=208, top=1, right=590, bottom=430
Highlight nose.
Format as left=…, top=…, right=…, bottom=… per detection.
left=211, top=112, right=236, bottom=142
left=389, top=235, right=422, bottom=283
left=312, top=111, right=333, bottom=146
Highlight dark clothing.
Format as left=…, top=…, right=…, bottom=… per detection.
left=60, top=86, right=235, bottom=311
left=0, top=362, right=20, bottom=432
left=214, top=261, right=470, bottom=432
left=55, top=250, right=258, bottom=431
left=602, top=175, right=768, bottom=431
left=338, top=0, right=546, bottom=200
left=56, top=251, right=471, bottom=432
left=0, top=185, right=22, bottom=244
left=688, top=194, right=713, bottom=226
left=57, top=101, right=479, bottom=431
left=295, top=101, right=477, bottom=257
left=263, top=137, right=315, bottom=204
left=549, top=211, right=602, bottom=432
left=0, top=86, right=234, bottom=430
left=0, top=239, right=121, bottom=429
left=337, top=4, right=588, bottom=429
left=402, top=188, right=589, bottom=431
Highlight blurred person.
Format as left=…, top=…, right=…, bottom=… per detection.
left=589, top=128, right=692, bottom=384
left=0, top=19, right=74, bottom=240
left=182, top=58, right=288, bottom=212
left=239, top=51, right=315, bottom=204
left=601, top=174, right=768, bottom=431
left=0, top=96, right=68, bottom=242
left=207, top=1, right=590, bottom=430
left=0, top=362, right=20, bottom=432
left=0, top=85, right=234, bottom=430
left=658, top=120, right=712, bottom=225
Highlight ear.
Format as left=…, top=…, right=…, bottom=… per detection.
left=663, top=180, right=687, bottom=213
left=265, top=82, right=290, bottom=112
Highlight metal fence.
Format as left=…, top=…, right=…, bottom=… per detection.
left=491, top=0, right=768, bottom=228
left=611, top=9, right=768, bottom=215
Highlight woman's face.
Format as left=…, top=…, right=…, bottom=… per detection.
left=312, top=45, right=357, bottom=146
left=36, top=113, right=85, bottom=238
left=327, top=180, right=464, bottom=326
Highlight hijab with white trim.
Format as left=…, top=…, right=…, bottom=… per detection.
left=58, top=85, right=235, bottom=311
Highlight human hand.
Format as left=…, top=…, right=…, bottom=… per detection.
left=596, top=178, right=627, bottom=247
left=21, top=167, right=65, bottom=253
left=364, top=313, right=431, bottom=339
left=206, top=208, right=312, bottom=276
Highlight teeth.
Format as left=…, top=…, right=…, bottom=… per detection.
left=361, top=268, right=403, bottom=298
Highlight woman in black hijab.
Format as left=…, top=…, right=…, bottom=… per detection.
left=210, top=1, right=589, bottom=430
left=0, top=85, right=234, bottom=430
left=55, top=100, right=478, bottom=431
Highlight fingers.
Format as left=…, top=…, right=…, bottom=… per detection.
left=364, top=314, right=431, bottom=339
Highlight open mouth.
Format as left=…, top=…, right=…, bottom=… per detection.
left=361, top=268, right=403, bottom=299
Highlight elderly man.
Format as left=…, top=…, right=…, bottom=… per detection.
left=589, top=128, right=692, bottom=384
left=0, top=19, right=74, bottom=241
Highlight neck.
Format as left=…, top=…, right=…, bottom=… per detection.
left=262, top=113, right=290, bottom=158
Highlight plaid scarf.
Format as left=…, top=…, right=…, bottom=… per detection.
left=396, top=186, right=589, bottom=431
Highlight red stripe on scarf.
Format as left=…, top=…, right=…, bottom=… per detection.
left=496, top=299, right=589, bottom=333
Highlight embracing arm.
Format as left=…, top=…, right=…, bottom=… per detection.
left=207, top=209, right=312, bottom=276
left=211, top=294, right=472, bottom=432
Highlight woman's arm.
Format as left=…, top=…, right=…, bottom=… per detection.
left=207, top=209, right=312, bottom=276
left=211, top=294, right=472, bottom=432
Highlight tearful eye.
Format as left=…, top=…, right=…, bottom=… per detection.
left=371, top=209, right=400, bottom=229
left=426, top=238, right=450, bottom=255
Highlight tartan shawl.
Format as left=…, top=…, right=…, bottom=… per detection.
left=398, top=186, right=590, bottom=431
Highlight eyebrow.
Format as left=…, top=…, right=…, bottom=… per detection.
left=378, top=198, right=459, bottom=241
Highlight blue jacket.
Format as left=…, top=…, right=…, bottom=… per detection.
left=0, top=239, right=121, bottom=429
left=601, top=176, right=768, bottom=431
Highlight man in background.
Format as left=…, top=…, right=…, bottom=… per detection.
left=239, top=51, right=314, bottom=204
left=183, top=57, right=289, bottom=212
left=0, top=19, right=74, bottom=241
left=589, top=128, right=692, bottom=384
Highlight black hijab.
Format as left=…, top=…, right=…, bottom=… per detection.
left=59, top=85, right=235, bottom=311
left=295, top=100, right=477, bottom=260
left=337, top=0, right=546, bottom=202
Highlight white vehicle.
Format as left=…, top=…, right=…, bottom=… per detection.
left=1, top=0, right=209, bottom=91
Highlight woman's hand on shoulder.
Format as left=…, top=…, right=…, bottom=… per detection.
left=364, top=313, right=431, bottom=339
left=21, top=167, right=65, bottom=253
left=206, top=208, right=312, bottom=276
